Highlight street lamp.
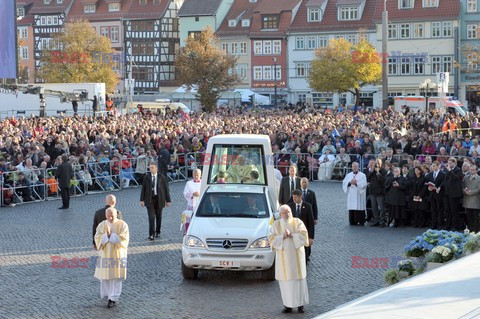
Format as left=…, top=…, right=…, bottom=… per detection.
left=419, top=79, right=437, bottom=113
left=273, top=57, right=277, bottom=107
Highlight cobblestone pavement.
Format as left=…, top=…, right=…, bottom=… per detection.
left=0, top=181, right=424, bottom=319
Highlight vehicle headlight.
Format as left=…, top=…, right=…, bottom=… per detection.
left=184, top=235, right=205, bottom=248
left=250, top=237, right=270, bottom=249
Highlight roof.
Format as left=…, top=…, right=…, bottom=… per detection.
left=17, top=1, right=35, bottom=25
left=124, top=0, right=170, bottom=19
left=216, top=0, right=261, bottom=36
left=305, top=0, right=326, bottom=7
left=208, top=134, right=272, bottom=145
left=372, top=0, right=460, bottom=22
left=289, top=0, right=377, bottom=33
left=206, top=185, right=266, bottom=194
left=29, top=0, right=74, bottom=14
left=68, top=0, right=134, bottom=21
left=253, top=0, right=301, bottom=14
left=178, top=0, right=222, bottom=17
left=336, top=0, right=363, bottom=5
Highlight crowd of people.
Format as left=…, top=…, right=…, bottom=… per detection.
left=1, top=104, right=480, bottom=230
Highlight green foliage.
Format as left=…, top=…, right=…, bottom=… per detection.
left=384, top=269, right=410, bottom=286
left=463, top=233, right=480, bottom=254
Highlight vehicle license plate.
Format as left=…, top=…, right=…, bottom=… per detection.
left=213, top=260, right=239, bottom=267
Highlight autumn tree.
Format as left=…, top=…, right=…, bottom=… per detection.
left=176, top=27, right=239, bottom=112
left=308, top=37, right=382, bottom=109
left=38, top=19, right=118, bottom=92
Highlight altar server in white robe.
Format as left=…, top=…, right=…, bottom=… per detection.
left=342, top=161, right=368, bottom=226
left=182, top=169, right=202, bottom=234
left=269, top=204, right=309, bottom=314
left=94, top=207, right=129, bottom=308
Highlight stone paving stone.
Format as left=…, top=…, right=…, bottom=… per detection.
left=0, top=182, right=423, bottom=318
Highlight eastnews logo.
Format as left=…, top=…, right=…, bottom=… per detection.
left=51, top=255, right=127, bottom=268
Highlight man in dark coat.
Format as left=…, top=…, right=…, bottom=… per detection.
left=385, top=167, right=408, bottom=227
left=140, top=163, right=171, bottom=240
left=92, top=194, right=123, bottom=249
left=55, top=154, right=73, bottom=209
left=288, top=189, right=315, bottom=263
left=279, top=165, right=301, bottom=205
left=367, top=159, right=387, bottom=227
left=300, top=177, right=318, bottom=224
left=441, top=157, right=464, bottom=230
left=426, top=161, right=445, bottom=229
left=157, top=142, right=170, bottom=178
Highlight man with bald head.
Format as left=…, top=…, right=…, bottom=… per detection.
left=93, top=194, right=123, bottom=249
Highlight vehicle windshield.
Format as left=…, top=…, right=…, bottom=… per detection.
left=207, top=144, right=266, bottom=185
left=196, top=193, right=269, bottom=218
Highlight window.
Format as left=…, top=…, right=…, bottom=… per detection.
left=242, top=19, right=250, bottom=27
left=139, top=0, right=147, bottom=5
left=307, top=36, right=316, bottom=50
left=388, top=58, right=398, bottom=75
left=432, top=56, right=441, bottom=73
left=414, top=57, right=424, bottom=74
left=423, top=0, right=438, bottom=7
left=388, top=24, right=397, bottom=39
left=231, top=42, right=238, bottom=55
left=399, top=0, right=413, bottom=9
left=308, top=8, right=320, bottom=22
left=47, top=16, right=53, bottom=25
left=110, top=26, right=119, bottom=43
left=195, top=16, right=199, bottom=22
left=132, top=42, right=154, bottom=55
left=197, top=193, right=268, bottom=218
left=443, top=22, right=452, bottom=37
left=131, top=20, right=154, bottom=31
left=275, top=66, right=281, bottom=80
left=263, top=66, right=272, bottom=80
left=44, top=0, right=51, bottom=4
left=254, top=41, right=262, bottom=55
left=57, top=0, right=63, bottom=3
left=273, top=40, right=281, bottom=54
left=467, top=24, right=478, bottom=39
left=100, top=27, right=109, bottom=38
left=338, top=7, right=359, bottom=21
left=467, top=0, right=477, bottom=12
left=41, top=16, right=46, bottom=25
left=296, top=62, right=306, bottom=77
left=346, top=34, right=357, bottom=44
left=432, top=22, right=441, bottom=37
left=240, top=42, right=247, bottom=55
left=263, top=41, right=272, bottom=54
left=21, top=46, right=28, bottom=60
left=108, top=3, right=120, bottom=12
left=262, top=15, right=278, bottom=29
left=443, top=56, right=452, bottom=73
left=254, top=66, right=262, bottom=80
left=84, top=4, right=96, bottom=13
left=413, top=23, right=424, bottom=38
left=228, top=20, right=236, bottom=27
left=237, top=64, right=248, bottom=79
left=400, top=23, right=410, bottom=38
left=318, top=36, right=328, bottom=47
left=53, top=16, right=58, bottom=25
left=222, top=42, right=228, bottom=53
left=401, top=57, right=410, bottom=75
left=295, top=36, right=305, bottom=49
left=18, top=27, right=28, bottom=39
left=467, top=54, right=479, bottom=71
left=17, top=7, right=25, bottom=18
left=153, top=0, right=160, bottom=3
left=133, top=67, right=155, bottom=82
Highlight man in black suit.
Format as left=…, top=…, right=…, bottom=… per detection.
left=279, top=165, right=301, bottom=205
left=426, top=161, right=445, bottom=229
left=157, top=142, right=171, bottom=178
left=92, top=194, right=123, bottom=249
left=288, top=190, right=315, bottom=263
left=55, top=154, right=73, bottom=209
left=441, top=158, right=464, bottom=230
left=140, top=163, right=171, bottom=240
left=300, top=177, right=318, bottom=224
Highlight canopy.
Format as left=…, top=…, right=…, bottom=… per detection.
left=233, top=89, right=270, bottom=105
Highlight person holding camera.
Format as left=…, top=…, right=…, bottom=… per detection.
left=367, top=159, right=387, bottom=227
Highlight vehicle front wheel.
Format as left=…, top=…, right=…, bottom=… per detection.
left=182, top=259, right=198, bottom=280
left=262, top=262, right=275, bottom=281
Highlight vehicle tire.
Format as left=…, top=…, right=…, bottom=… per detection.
left=182, top=259, right=198, bottom=280
left=262, top=262, right=275, bottom=281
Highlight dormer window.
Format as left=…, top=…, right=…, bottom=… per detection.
left=108, top=2, right=121, bottom=12
left=262, top=15, right=278, bottom=29
left=228, top=19, right=237, bottom=27
left=308, top=8, right=320, bottom=22
left=422, top=0, right=438, bottom=7
left=338, top=6, right=358, bottom=21
left=242, top=19, right=250, bottom=27
left=249, top=0, right=257, bottom=2
left=44, top=0, right=51, bottom=4
left=17, top=6, right=25, bottom=18
left=84, top=4, right=96, bottom=13
left=399, top=0, right=414, bottom=9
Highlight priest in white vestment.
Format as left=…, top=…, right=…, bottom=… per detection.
left=269, top=205, right=309, bottom=314
left=182, top=169, right=202, bottom=234
left=342, top=162, right=367, bottom=226
left=94, top=207, right=129, bottom=308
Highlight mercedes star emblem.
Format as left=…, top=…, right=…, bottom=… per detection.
left=222, top=240, right=232, bottom=249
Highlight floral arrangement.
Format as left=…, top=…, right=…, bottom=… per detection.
left=463, top=232, right=480, bottom=254
left=384, top=269, right=411, bottom=286
left=404, top=229, right=469, bottom=257
left=427, top=244, right=456, bottom=263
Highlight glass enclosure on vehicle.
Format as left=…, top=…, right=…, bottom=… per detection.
left=196, top=193, right=269, bottom=218
left=206, top=144, right=267, bottom=185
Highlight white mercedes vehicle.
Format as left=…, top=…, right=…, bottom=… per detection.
left=181, top=135, right=279, bottom=280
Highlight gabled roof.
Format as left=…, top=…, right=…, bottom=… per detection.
left=336, top=0, right=363, bottom=5
left=68, top=0, right=134, bottom=21
left=17, top=0, right=36, bottom=25
left=178, top=0, right=222, bottom=17
left=29, top=0, right=74, bottom=14
left=289, top=0, right=377, bottom=33
left=372, top=0, right=460, bottom=22
left=124, top=0, right=171, bottom=19
left=252, top=0, right=301, bottom=14
left=216, top=0, right=261, bottom=36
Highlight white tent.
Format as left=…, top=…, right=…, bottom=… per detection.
left=173, top=86, right=270, bottom=105
left=233, top=89, right=270, bottom=105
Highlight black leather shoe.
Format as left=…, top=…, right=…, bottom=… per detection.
left=298, top=306, right=304, bottom=313
left=155, top=233, right=160, bottom=238
left=149, top=235, right=154, bottom=241
left=282, top=307, right=292, bottom=313
left=107, top=299, right=115, bottom=308
left=58, top=206, right=66, bottom=210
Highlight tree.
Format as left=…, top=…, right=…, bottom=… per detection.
left=308, top=37, right=382, bottom=110
left=176, top=27, right=239, bottom=112
left=38, top=20, right=119, bottom=92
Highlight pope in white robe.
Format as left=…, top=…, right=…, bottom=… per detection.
left=225, top=154, right=260, bottom=183
left=94, top=207, right=129, bottom=308
left=269, top=205, right=309, bottom=313
left=182, top=169, right=202, bottom=234
left=342, top=162, right=367, bottom=225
